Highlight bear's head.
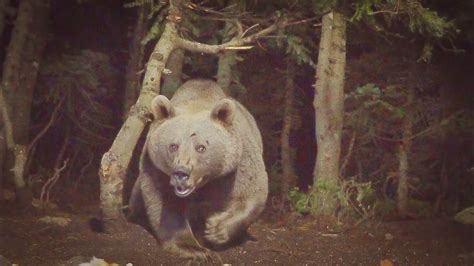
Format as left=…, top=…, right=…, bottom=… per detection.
left=146, top=95, right=243, bottom=198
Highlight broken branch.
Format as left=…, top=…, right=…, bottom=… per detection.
left=176, top=19, right=285, bottom=54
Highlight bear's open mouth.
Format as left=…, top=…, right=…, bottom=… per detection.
left=174, top=184, right=195, bottom=197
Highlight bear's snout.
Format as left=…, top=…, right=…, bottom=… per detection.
left=172, top=168, right=190, bottom=182
left=170, top=166, right=196, bottom=197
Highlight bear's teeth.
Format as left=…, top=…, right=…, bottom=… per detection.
left=175, top=185, right=194, bottom=197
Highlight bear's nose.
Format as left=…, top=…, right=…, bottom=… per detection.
left=172, top=168, right=190, bottom=182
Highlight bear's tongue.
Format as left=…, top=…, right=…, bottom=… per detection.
left=175, top=184, right=194, bottom=197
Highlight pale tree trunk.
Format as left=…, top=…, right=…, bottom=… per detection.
left=123, top=5, right=147, bottom=121
left=0, top=0, right=10, bottom=194
left=311, top=11, right=346, bottom=214
left=14, top=0, right=50, bottom=144
left=161, top=48, right=184, bottom=98
left=4, top=0, right=49, bottom=145
left=281, top=59, right=297, bottom=201
left=216, top=1, right=242, bottom=96
left=0, top=90, right=29, bottom=205
left=217, top=49, right=237, bottom=95
left=397, top=89, right=414, bottom=218
left=99, top=2, right=181, bottom=226
left=217, top=51, right=237, bottom=96
left=0, top=0, right=49, bottom=205
left=2, top=0, right=30, bottom=129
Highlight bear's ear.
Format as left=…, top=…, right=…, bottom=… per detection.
left=211, top=99, right=235, bottom=126
left=151, top=95, right=175, bottom=120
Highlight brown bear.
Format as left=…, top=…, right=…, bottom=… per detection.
left=127, top=79, right=268, bottom=259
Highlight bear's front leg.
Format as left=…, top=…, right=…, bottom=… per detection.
left=140, top=173, right=211, bottom=260
left=204, top=198, right=260, bottom=246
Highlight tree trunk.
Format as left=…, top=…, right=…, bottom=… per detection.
left=2, top=0, right=30, bottom=134
left=0, top=0, right=10, bottom=191
left=0, top=0, right=49, bottom=205
left=161, top=48, right=184, bottom=98
left=217, top=50, right=237, bottom=95
left=311, top=11, right=346, bottom=214
left=397, top=89, right=414, bottom=218
left=123, top=5, right=147, bottom=121
left=0, top=90, right=30, bottom=205
left=0, top=128, right=4, bottom=196
left=434, top=86, right=454, bottom=213
left=13, top=0, right=50, bottom=144
left=99, top=3, right=181, bottom=226
left=0, top=0, right=10, bottom=46
left=216, top=1, right=243, bottom=96
left=3, top=0, right=49, bottom=145
left=281, top=59, right=297, bottom=201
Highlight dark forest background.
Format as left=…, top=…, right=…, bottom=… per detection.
left=0, top=0, right=473, bottom=223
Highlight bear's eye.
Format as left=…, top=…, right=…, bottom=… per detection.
left=169, top=144, right=179, bottom=152
left=195, top=145, right=206, bottom=153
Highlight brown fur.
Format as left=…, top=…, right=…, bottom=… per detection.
left=127, top=79, right=268, bottom=259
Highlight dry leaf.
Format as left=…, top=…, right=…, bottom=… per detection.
left=380, top=259, right=393, bottom=266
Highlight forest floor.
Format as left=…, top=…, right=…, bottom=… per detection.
left=0, top=199, right=473, bottom=266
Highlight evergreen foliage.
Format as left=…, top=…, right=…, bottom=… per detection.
left=32, top=49, right=118, bottom=183
left=351, top=0, right=457, bottom=40
left=118, top=0, right=472, bottom=219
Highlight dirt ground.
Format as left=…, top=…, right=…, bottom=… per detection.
left=0, top=201, right=473, bottom=266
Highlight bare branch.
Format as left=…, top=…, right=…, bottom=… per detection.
left=176, top=20, right=284, bottom=54
left=369, top=10, right=402, bottom=15
left=224, top=46, right=254, bottom=50
left=40, top=131, right=70, bottom=205
left=374, top=110, right=465, bottom=142
left=186, top=2, right=250, bottom=18
left=242, top=23, right=260, bottom=37
left=27, top=95, right=65, bottom=155
left=284, top=16, right=320, bottom=27
left=74, top=149, right=94, bottom=190
left=438, top=39, right=465, bottom=54
left=340, top=132, right=356, bottom=176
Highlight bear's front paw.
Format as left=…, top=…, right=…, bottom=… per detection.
left=163, top=241, right=211, bottom=261
left=204, top=214, right=232, bottom=245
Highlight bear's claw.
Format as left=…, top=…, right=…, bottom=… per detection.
left=204, top=213, right=232, bottom=245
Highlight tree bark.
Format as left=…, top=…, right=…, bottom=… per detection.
left=13, top=0, right=50, bottom=144
left=99, top=2, right=181, bottom=225
left=311, top=11, right=346, bottom=214
left=123, top=5, right=147, bottom=121
left=0, top=89, right=30, bottom=205
left=216, top=2, right=242, bottom=96
left=3, top=0, right=49, bottom=145
left=0, top=129, right=5, bottom=196
left=0, top=0, right=49, bottom=205
left=397, top=89, right=414, bottom=218
left=2, top=0, right=30, bottom=130
left=0, top=0, right=10, bottom=46
left=0, top=0, right=10, bottom=191
left=281, top=59, right=297, bottom=201
left=434, top=86, right=454, bottom=213
left=217, top=50, right=237, bottom=96
left=161, top=48, right=184, bottom=98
